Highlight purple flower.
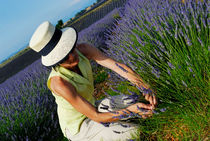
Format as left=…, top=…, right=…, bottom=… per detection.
left=160, top=108, right=167, bottom=112
left=167, top=62, right=175, bottom=69
left=152, top=67, right=161, bottom=78
left=152, top=110, right=159, bottom=114
left=198, top=38, right=204, bottom=47
left=115, top=62, right=128, bottom=73
left=142, top=87, right=153, bottom=94
left=188, top=67, right=193, bottom=72
left=185, top=35, right=192, bottom=46
left=167, top=69, right=171, bottom=76
left=182, top=80, right=188, bottom=87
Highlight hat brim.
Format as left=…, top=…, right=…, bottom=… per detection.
left=41, top=27, right=77, bottom=67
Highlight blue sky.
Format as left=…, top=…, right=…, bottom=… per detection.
left=0, top=0, right=97, bottom=63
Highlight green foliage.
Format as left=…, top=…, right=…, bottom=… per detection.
left=112, top=13, right=121, bottom=20
left=56, top=19, right=64, bottom=29
left=97, top=0, right=102, bottom=3
left=94, top=70, right=108, bottom=84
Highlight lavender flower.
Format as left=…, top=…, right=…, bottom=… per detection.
left=160, top=108, right=167, bottom=112
left=167, top=62, right=175, bottom=69
left=198, top=38, right=204, bottom=47
left=115, top=63, right=128, bottom=73
left=188, top=67, right=193, bottom=72
left=185, top=35, right=192, bottom=46
left=142, top=87, right=153, bottom=95
left=152, top=67, right=161, bottom=78
left=167, top=69, right=171, bottom=76
left=182, top=80, right=188, bottom=87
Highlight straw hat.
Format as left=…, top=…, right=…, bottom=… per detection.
left=29, top=21, right=78, bottom=66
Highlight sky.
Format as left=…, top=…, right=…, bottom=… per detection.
left=0, top=0, right=97, bottom=63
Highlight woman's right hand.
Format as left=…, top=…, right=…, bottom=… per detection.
left=126, top=103, right=154, bottom=119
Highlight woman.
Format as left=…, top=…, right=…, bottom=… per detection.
left=29, top=21, right=157, bottom=141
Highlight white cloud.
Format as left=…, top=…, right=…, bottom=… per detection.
left=68, top=0, right=82, bottom=7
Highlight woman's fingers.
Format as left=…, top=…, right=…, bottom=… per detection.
left=143, top=93, right=158, bottom=107
left=149, top=95, right=154, bottom=105
left=144, top=94, right=153, bottom=104
left=127, top=103, right=154, bottom=119
left=150, top=95, right=157, bottom=107
left=142, top=114, right=152, bottom=119
left=139, top=109, right=153, bottom=119
left=153, top=95, right=157, bottom=106
left=137, top=103, right=153, bottom=110
left=144, top=94, right=150, bottom=102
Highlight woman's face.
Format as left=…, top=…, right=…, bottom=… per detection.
left=59, top=48, right=79, bottom=69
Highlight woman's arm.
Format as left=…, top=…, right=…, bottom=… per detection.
left=78, top=44, right=145, bottom=86
left=79, top=43, right=157, bottom=107
left=50, top=76, right=153, bottom=123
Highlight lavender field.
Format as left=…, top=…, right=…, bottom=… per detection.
left=0, top=0, right=209, bottom=140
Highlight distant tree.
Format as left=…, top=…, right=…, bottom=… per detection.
left=56, top=19, right=63, bottom=29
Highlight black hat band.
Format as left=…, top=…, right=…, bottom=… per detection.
left=39, top=28, right=62, bottom=56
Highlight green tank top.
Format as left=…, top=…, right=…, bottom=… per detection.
left=47, top=49, right=95, bottom=137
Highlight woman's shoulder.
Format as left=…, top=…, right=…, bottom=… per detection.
left=50, top=75, right=76, bottom=96
left=76, top=43, right=93, bottom=60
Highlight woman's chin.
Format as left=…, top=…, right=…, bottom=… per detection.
left=60, top=58, right=79, bottom=69
left=71, top=63, right=78, bottom=68
left=64, top=62, right=79, bottom=69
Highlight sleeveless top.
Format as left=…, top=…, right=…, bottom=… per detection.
left=47, top=49, right=95, bottom=137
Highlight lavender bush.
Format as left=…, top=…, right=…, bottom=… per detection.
left=104, top=0, right=209, bottom=140
left=0, top=59, right=64, bottom=140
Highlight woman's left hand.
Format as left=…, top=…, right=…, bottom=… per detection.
left=142, top=88, right=157, bottom=108
left=135, top=80, right=157, bottom=108
left=131, top=76, right=158, bottom=109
